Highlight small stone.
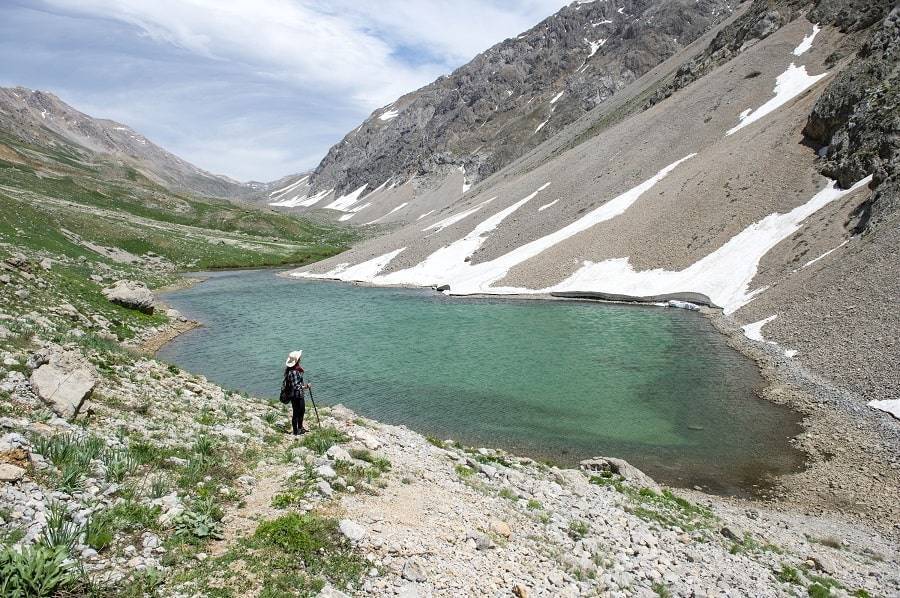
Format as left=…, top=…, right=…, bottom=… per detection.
left=39, top=258, right=52, bottom=271
left=339, top=519, right=366, bottom=542
left=317, top=585, right=351, bottom=598
left=315, top=464, right=337, bottom=479
left=513, top=584, right=530, bottom=598
left=489, top=519, right=512, bottom=538
left=467, top=531, right=495, bottom=550
left=195, top=552, right=208, bottom=562
left=0, top=464, right=25, bottom=482
left=720, top=526, right=742, bottom=541
left=325, top=445, right=352, bottom=462
left=317, top=480, right=333, bottom=496
left=402, top=557, right=427, bottom=582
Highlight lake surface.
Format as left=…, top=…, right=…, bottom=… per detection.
left=158, top=269, right=804, bottom=496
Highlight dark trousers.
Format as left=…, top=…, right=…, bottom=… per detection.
left=291, top=395, right=305, bottom=434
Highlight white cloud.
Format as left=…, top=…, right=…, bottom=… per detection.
left=39, top=0, right=566, bottom=108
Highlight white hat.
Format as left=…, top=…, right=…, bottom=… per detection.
left=285, top=350, right=303, bottom=367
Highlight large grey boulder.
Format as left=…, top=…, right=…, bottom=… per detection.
left=579, top=456, right=661, bottom=494
left=30, top=363, right=97, bottom=420
left=102, top=280, right=155, bottom=314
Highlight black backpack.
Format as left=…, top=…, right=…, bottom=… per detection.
left=279, top=372, right=291, bottom=404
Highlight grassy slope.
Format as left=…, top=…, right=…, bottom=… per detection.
left=0, top=131, right=355, bottom=271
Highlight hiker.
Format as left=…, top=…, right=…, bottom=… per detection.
left=283, top=350, right=311, bottom=435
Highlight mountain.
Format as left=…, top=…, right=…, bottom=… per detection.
left=292, top=0, right=899, bottom=412
left=300, top=0, right=736, bottom=200
left=0, top=86, right=259, bottom=199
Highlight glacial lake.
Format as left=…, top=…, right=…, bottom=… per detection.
left=158, top=268, right=804, bottom=496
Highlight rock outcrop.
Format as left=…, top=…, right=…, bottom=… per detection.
left=102, top=280, right=155, bottom=314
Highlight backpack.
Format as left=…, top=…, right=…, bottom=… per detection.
left=279, top=372, right=291, bottom=404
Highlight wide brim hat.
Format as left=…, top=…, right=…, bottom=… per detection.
left=285, top=350, right=303, bottom=367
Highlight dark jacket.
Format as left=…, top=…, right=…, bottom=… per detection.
left=285, top=367, right=305, bottom=400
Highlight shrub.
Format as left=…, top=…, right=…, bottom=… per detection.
left=103, top=449, right=139, bottom=483
left=39, top=502, right=80, bottom=554
left=0, top=545, right=79, bottom=597
left=568, top=520, right=590, bottom=540
left=83, top=510, right=114, bottom=552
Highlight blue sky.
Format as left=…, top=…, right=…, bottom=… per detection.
left=0, top=0, right=567, bottom=181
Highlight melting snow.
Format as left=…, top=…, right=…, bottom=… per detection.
left=377, top=184, right=551, bottom=287
left=269, top=188, right=331, bottom=208
left=416, top=210, right=436, bottom=222
left=802, top=239, right=848, bottom=268
left=741, top=315, right=777, bottom=342
left=550, top=91, right=565, bottom=104
left=868, top=399, right=900, bottom=420
left=423, top=198, right=495, bottom=233
left=269, top=176, right=309, bottom=198
left=793, top=24, right=821, bottom=56
left=379, top=109, right=400, bottom=121
left=325, top=184, right=369, bottom=211
left=535, top=117, right=551, bottom=133
left=586, top=39, right=607, bottom=57
left=726, top=63, right=828, bottom=136
left=363, top=202, right=409, bottom=225
left=338, top=202, right=372, bottom=222
left=593, top=19, right=613, bottom=26
left=784, top=349, right=798, bottom=358
left=547, top=176, right=871, bottom=313
left=538, top=199, right=559, bottom=212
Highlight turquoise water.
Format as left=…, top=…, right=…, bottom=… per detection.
left=158, top=269, right=804, bottom=496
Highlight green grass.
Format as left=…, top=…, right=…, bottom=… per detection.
left=0, top=544, right=79, bottom=597
left=299, top=426, right=349, bottom=455
left=590, top=474, right=716, bottom=532
left=777, top=564, right=801, bottom=584
left=568, top=520, right=590, bottom=540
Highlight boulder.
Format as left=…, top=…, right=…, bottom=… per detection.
left=39, top=258, right=52, bottom=271
left=579, top=456, right=661, bottom=493
left=30, top=363, right=97, bottom=419
left=102, top=280, right=155, bottom=314
left=489, top=519, right=512, bottom=538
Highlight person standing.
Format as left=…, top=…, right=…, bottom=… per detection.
left=283, top=350, right=311, bottom=435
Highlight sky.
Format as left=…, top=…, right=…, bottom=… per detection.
left=0, top=0, right=568, bottom=182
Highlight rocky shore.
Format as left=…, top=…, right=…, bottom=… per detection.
left=1, top=247, right=898, bottom=597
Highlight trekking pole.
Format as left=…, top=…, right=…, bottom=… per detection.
left=307, top=385, right=322, bottom=428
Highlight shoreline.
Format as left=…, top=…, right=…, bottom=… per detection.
left=157, top=268, right=900, bottom=539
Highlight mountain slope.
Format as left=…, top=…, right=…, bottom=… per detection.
left=302, top=0, right=736, bottom=199
left=292, top=0, right=899, bottom=416
left=0, top=87, right=259, bottom=199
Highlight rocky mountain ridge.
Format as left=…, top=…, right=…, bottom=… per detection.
left=303, top=0, right=737, bottom=198
left=0, top=86, right=260, bottom=199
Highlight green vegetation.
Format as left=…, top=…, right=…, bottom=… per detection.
left=0, top=133, right=355, bottom=271
left=0, top=544, right=79, bottom=597
left=250, top=513, right=367, bottom=594
left=568, top=520, right=590, bottom=540
left=777, top=564, right=801, bottom=584
left=652, top=582, right=672, bottom=598
left=589, top=474, right=716, bottom=532
left=728, top=533, right=782, bottom=556
left=299, top=426, right=349, bottom=455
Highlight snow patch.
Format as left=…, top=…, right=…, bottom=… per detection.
left=793, top=24, right=821, bottom=56
left=269, top=176, right=309, bottom=198
left=423, top=198, right=495, bottom=234
left=538, top=199, right=559, bottom=212
left=741, top=315, right=777, bottom=342
left=802, top=239, right=849, bottom=268
left=546, top=176, right=871, bottom=313
left=550, top=91, right=565, bottom=104
left=379, top=109, right=399, bottom=121
left=868, top=399, right=900, bottom=420
left=784, top=349, right=798, bottom=358
left=269, top=188, right=331, bottom=208
left=416, top=210, right=436, bottom=222
left=727, top=63, right=828, bottom=136
left=535, top=117, right=551, bottom=133
left=325, top=184, right=369, bottom=211
left=363, top=202, right=409, bottom=225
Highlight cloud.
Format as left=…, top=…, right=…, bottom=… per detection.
left=3, top=0, right=569, bottom=180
